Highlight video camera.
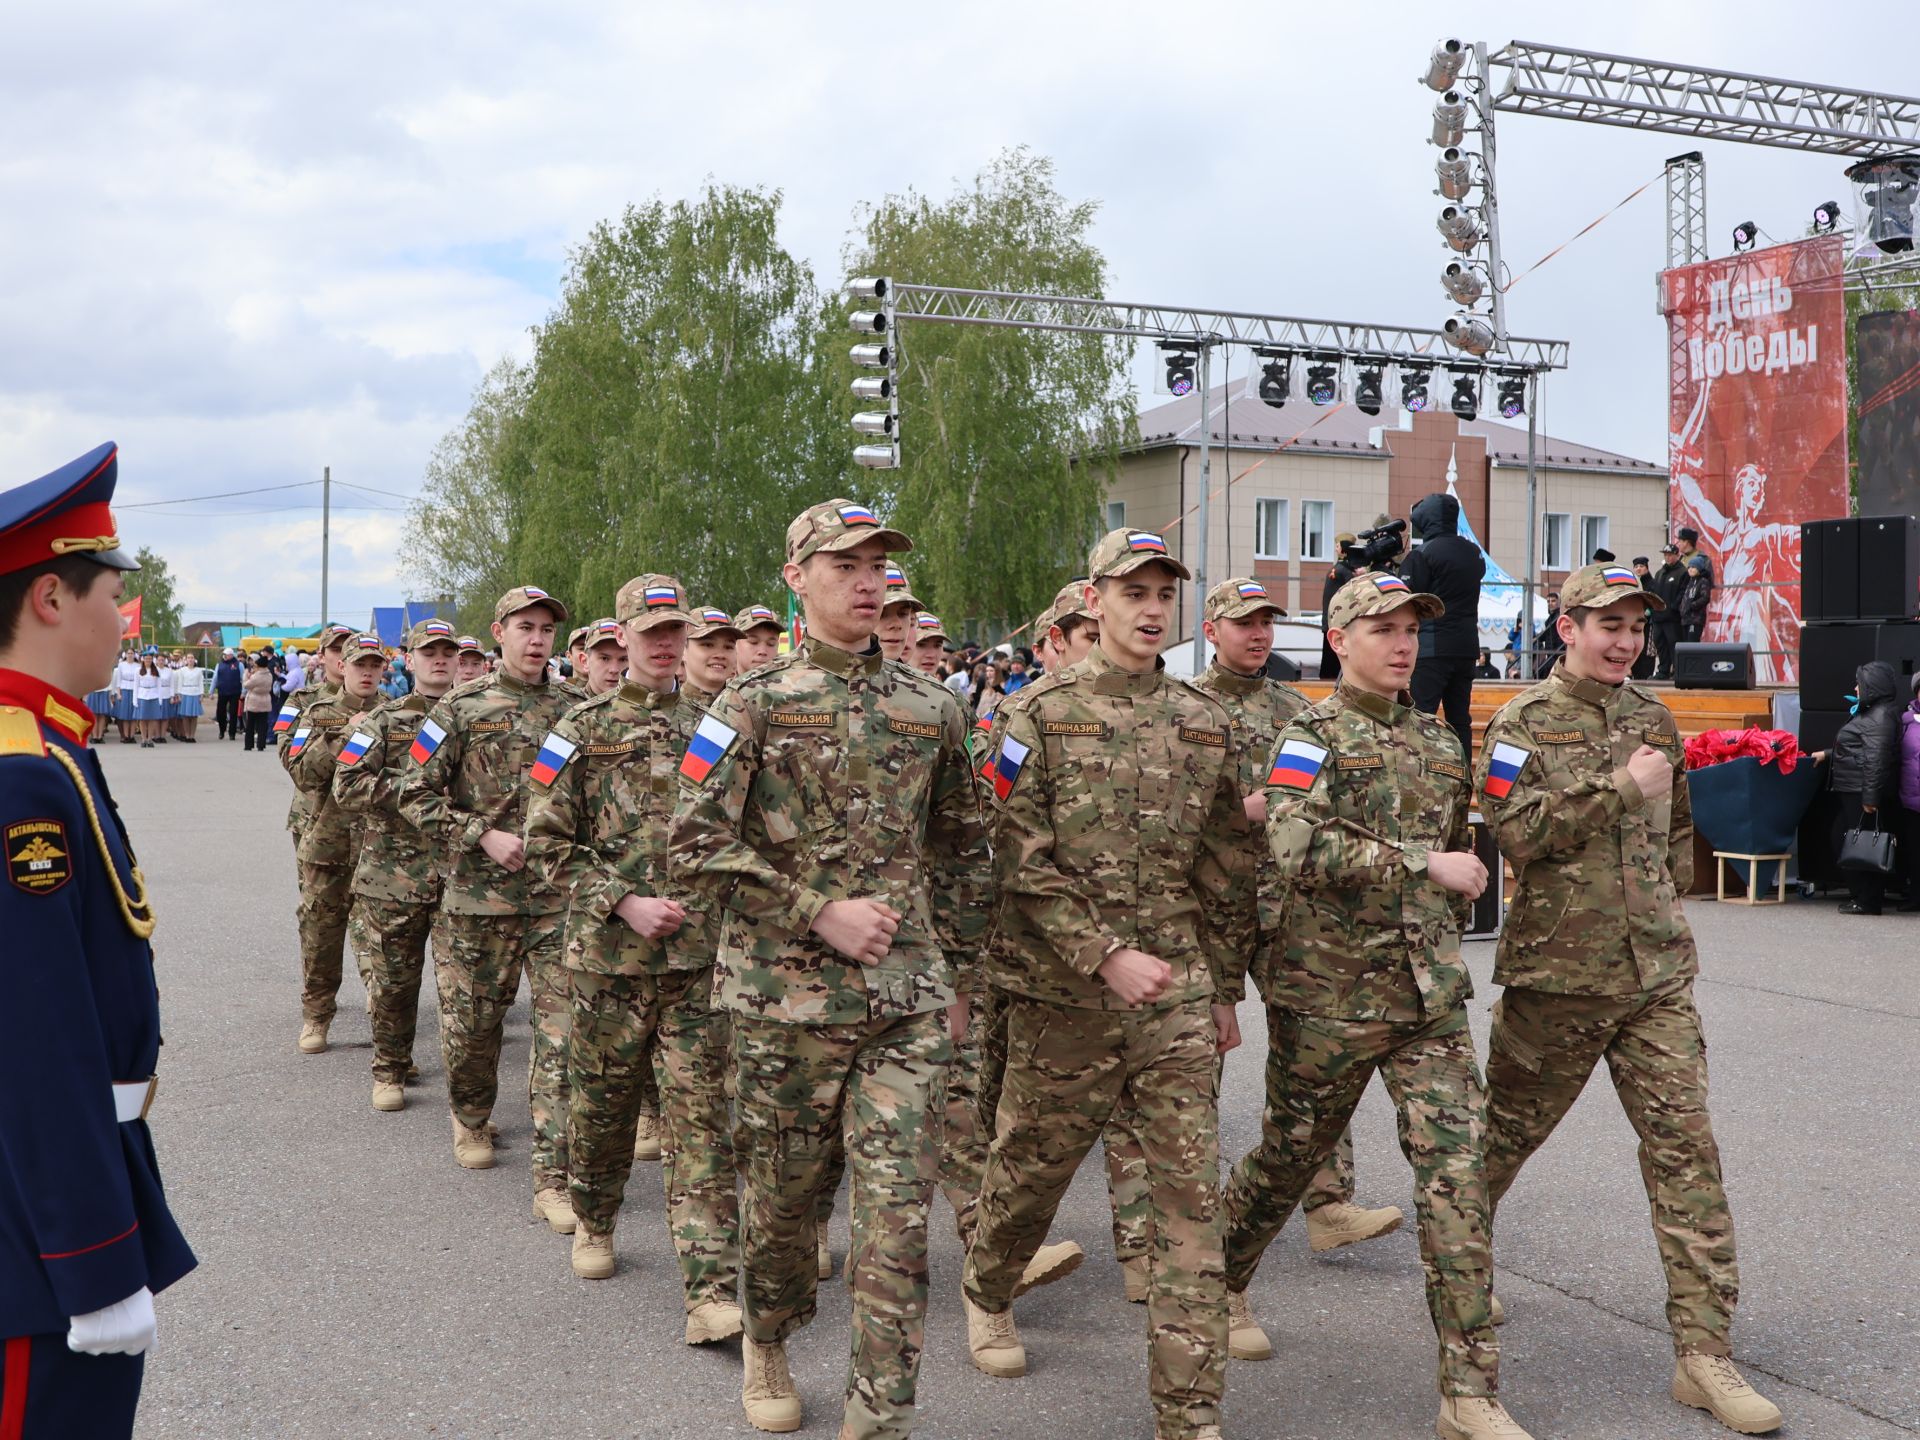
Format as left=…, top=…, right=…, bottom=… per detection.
left=1341, top=518, right=1407, bottom=571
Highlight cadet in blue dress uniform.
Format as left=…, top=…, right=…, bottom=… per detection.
left=0, top=443, right=195, bottom=1438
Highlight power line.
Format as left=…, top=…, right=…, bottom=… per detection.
left=116, top=480, right=320, bottom=509
left=332, top=479, right=419, bottom=502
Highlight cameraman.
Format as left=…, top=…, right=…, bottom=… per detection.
left=1402, top=492, right=1485, bottom=760
left=1318, top=532, right=1357, bottom=680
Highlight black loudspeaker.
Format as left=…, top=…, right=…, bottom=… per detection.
left=1797, top=706, right=1847, bottom=756
left=1262, top=652, right=1303, bottom=682
left=1857, top=515, right=1920, bottom=621
left=1464, top=811, right=1503, bottom=940
left=1798, top=621, right=1920, bottom=711
left=1800, top=518, right=1855, bottom=622
left=1795, top=709, right=1846, bottom=890
left=1674, top=642, right=1754, bottom=690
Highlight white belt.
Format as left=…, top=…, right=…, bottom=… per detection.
left=113, top=1078, right=157, bottom=1123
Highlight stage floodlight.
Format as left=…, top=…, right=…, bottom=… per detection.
left=1431, top=93, right=1466, bottom=149
left=1444, top=313, right=1494, bottom=356
left=1437, top=204, right=1482, bottom=253
left=846, top=277, right=889, bottom=301
left=852, top=411, right=896, bottom=436
left=1423, top=38, right=1467, bottom=93
left=1353, top=362, right=1385, bottom=417
left=1305, top=357, right=1340, bottom=406
left=850, top=342, right=891, bottom=368
left=851, top=375, right=890, bottom=401
left=1436, top=147, right=1472, bottom=201
left=1496, top=371, right=1527, bottom=420
left=854, top=443, right=900, bottom=470
left=849, top=284, right=899, bottom=466
left=850, top=309, right=888, bottom=334
left=1730, top=220, right=1758, bottom=252
left=1399, top=364, right=1433, bottom=413
left=1812, top=200, right=1842, bottom=233
left=1256, top=353, right=1292, bottom=407
left=1442, top=260, right=1484, bottom=306
left=1163, top=349, right=1197, bottom=397
left=1846, top=156, right=1920, bottom=254
left=1449, top=369, right=1481, bottom=422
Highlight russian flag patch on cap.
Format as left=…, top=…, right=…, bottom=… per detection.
left=838, top=504, right=878, bottom=526
left=1267, top=738, right=1328, bottom=791
left=423, top=621, right=453, bottom=636
left=679, top=713, right=740, bottom=784
left=745, top=605, right=776, bottom=622
left=1600, top=566, right=1639, bottom=587
left=337, top=731, right=374, bottom=767
left=644, top=585, right=679, bottom=609
left=1483, top=741, right=1530, bottom=800
left=885, top=564, right=908, bottom=588
left=1371, top=574, right=1410, bottom=593
left=1237, top=581, right=1268, bottom=599
left=1126, top=531, right=1168, bottom=554
left=409, top=717, right=447, bottom=766
left=530, top=731, right=577, bottom=786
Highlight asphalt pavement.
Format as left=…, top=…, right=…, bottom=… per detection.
left=115, top=733, right=1918, bottom=1439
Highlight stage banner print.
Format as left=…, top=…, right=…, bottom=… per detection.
left=1856, top=309, right=1920, bottom=518
left=1663, top=234, right=1849, bottom=684
left=118, top=595, right=142, bottom=638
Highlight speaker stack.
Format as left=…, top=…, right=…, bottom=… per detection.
left=1797, top=515, right=1920, bottom=884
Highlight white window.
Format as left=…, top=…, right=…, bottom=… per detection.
left=1254, top=498, right=1289, bottom=560
left=1300, top=500, right=1334, bottom=562
left=1579, top=514, right=1611, bottom=562
left=1105, top=500, right=1126, bottom=531
left=1543, top=512, right=1572, bottom=571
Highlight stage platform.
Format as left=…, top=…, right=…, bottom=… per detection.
left=1289, top=680, right=1783, bottom=747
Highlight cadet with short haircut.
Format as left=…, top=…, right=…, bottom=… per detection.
left=963, top=529, right=1255, bottom=1440
left=1474, top=561, right=1780, bottom=1436
left=874, top=562, right=922, bottom=665
left=909, top=613, right=949, bottom=677
left=524, top=575, right=744, bottom=1343
left=333, top=618, right=460, bottom=1112
left=578, top=618, right=627, bottom=697
left=1222, top=571, right=1530, bottom=1440
left=274, top=624, right=352, bottom=864
left=397, top=586, right=576, bottom=1218
left=455, top=634, right=487, bottom=685
left=283, top=626, right=377, bottom=1056
left=670, top=500, right=991, bottom=1439
left=733, top=604, right=783, bottom=674
left=682, top=607, right=741, bottom=712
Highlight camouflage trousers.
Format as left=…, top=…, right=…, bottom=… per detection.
left=734, top=1009, right=949, bottom=1440
left=296, top=860, right=358, bottom=1025
left=348, top=895, right=435, bottom=1084
left=1485, top=979, right=1737, bottom=1357
left=966, top=997, right=1225, bottom=1440
left=1223, top=1004, right=1498, bottom=1397
left=567, top=965, right=739, bottom=1309
left=432, top=910, right=569, bottom=1192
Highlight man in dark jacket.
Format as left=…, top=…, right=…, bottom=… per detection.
left=1402, top=493, right=1486, bottom=759
left=1676, top=528, right=1713, bottom=644
left=212, top=649, right=245, bottom=740
left=1317, top=536, right=1356, bottom=681
left=1649, top=544, right=1685, bottom=679
left=1825, top=660, right=1902, bottom=914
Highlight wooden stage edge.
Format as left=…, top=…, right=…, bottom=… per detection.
left=1290, top=680, right=1786, bottom=742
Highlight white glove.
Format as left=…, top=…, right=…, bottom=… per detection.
left=66, top=1286, right=156, bottom=1356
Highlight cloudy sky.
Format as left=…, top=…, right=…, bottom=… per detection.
left=2, top=1, right=1899, bottom=626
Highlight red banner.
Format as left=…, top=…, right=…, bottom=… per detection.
left=1664, top=235, right=1849, bottom=684
left=118, top=596, right=142, bottom=638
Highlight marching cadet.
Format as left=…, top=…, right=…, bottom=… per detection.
left=0, top=444, right=196, bottom=1439
left=1474, top=561, right=1780, bottom=1435
left=565, top=624, right=592, bottom=682
left=332, top=618, right=460, bottom=1111
left=670, top=499, right=990, bottom=1439
left=524, top=575, right=744, bottom=1345
left=397, top=586, right=576, bottom=1225
left=909, top=614, right=949, bottom=676
left=733, top=604, right=783, bottom=673
left=455, top=634, right=488, bottom=685
left=578, top=618, right=626, bottom=697
left=875, top=562, right=922, bottom=664
left=1223, top=571, right=1529, bottom=1440
left=681, top=607, right=742, bottom=711
left=963, top=529, right=1254, bottom=1440
left=1189, top=579, right=1403, bottom=1313
left=283, top=626, right=378, bottom=1055
left=274, top=625, right=352, bottom=864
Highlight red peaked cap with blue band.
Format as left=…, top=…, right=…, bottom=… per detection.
left=0, top=442, right=142, bottom=578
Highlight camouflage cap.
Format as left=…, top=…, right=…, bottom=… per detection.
left=405, top=618, right=459, bottom=649
left=882, top=561, right=924, bottom=612
left=732, top=603, right=782, bottom=634
left=583, top=616, right=627, bottom=649
left=687, top=604, right=743, bottom=641
left=495, top=584, right=569, bottom=624
left=1560, top=560, right=1663, bottom=613
left=341, top=631, right=389, bottom=664
left=316, top=623, right=356, bottom=652
left=614, top=573, right=693, bottom=629
left=1205, top=576, right=1287, bottom=623
left=785, top=498, right=912, bottom=564
left=565, top=624, right=591, bottom=653
left=456, top=634, right=484, bottom=654
left=1087, top=527, right=1192, bottom=582
left=1045, top=580, right=1093, bottom=630
left=914, top=612, right=951, bottom=645
left=1325, top=571, right=1444, bottom=629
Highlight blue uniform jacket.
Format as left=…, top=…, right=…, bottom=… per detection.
left=0, top=671, right=195, bottom=1337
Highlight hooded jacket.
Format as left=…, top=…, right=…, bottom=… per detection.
left=1899, top=694, right=1920, bottom=812
left=1401, top=493, right=1487, bottom=659
left=1831, top=661, right=1901, bottom=806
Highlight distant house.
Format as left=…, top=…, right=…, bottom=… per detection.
left=181, top=620, right=243, bottom=647
left=369, top=600, right=456, bottom=646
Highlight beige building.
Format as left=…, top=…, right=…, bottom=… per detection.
left=1104, top=383, right=1668, bottom=637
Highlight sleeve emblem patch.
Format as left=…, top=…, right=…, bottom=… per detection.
left=7, top=819, right=71, bottom=895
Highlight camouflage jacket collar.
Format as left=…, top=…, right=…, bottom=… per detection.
left=1200, top=660, right=1266, bottom=698
left=617, top=675, right=681, bottom=711
left=1546, top=668, right=1621, bottom=711
left=803, top=635, right=883, bottom=680
left=490, top=667, right=547, bottom=697
left=400, top=689, right=442, bottom=713
left=681, top=681, right=722, bottom=709
left=1084, top=642, right=1165, bottom=697
left=1334, top=680, right=1414, bottom=726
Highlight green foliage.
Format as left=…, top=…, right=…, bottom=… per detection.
left=123, top=546, right=182, bottom=642
left=1844, top=269, right=1920, bottom=505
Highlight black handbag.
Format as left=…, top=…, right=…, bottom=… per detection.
left=1838, top=811, right=1897, bottom=875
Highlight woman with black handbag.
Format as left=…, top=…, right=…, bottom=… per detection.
left=1823, top=660, right=1902, bottom=915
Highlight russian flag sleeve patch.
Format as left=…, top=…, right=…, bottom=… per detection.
left=530, top=732, right=577, bottom=786
left=990, top=735, right=1031, bottom=801
left=1483, top=741, right=1531, bottom=800
left=680, top=713, right=741, bottom=784
left=338, top=731, right=374, bottom=767
left=409, top=718, right=447, bottom=766
left=1267, top=738, right=1329, bottom=791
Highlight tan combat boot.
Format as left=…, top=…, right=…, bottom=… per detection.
left=742, top=1338, right=803, bottom=1432
left=817, top=1227, right=833, bottom=1281
left=1489, top=1292, right=1506, bottom=1326
left=1012, top=1239, right=1085, bottom=1298
left=451, top=1116, right=494, bottom=1170
left=406, top=1062, right=421, bottom=1083
left=632, top=1112, right=663, bottom=1162
left=1161, top=1428, right=1222, bottom=1440
left=1436, top=1396, right=1535, bottom=1439
left=1672, top=1354, right=1783, bottom=1434
left=1227, top=1286, right=1273, bottom=1361
left=371, top=1080, right=404, bottom=1112
left=571, top=1228, right=615, bottom=1280
left=1306, top=1199, right=1404, bottom=1253
left=1121, top=1254, right=1150, bottom=1303
left=297, top=1020, right=329, bottom=1054
left=533, top=1187, right=576, bottom=1234
left=962, top=1291, right=1026, bottom=1378
left=685, top=1298, right=744, bottom=1345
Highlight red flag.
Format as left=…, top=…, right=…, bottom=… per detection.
left=118, top=596, right=142, bottom=637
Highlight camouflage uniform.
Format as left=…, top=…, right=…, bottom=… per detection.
left=332, top=621, right=456, bottom=1085
left=1475, top=562, right=1737, bottom=1358
left=397, top=588, right=575, bottom=1193
left=670, top=501, right=990, bottom=1440
left=965, top=529, right=1256, bottom=1440
left=283, top=660, right=367, bottom=1026
left=524, top=577, right=740, bottom=1311
left=1223, top=572, right=1500, bottom=1399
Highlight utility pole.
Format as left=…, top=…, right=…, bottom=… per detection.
left=320, top=465, right=331, bottom=631
left=1192, top=341, right=1213, bottom=664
